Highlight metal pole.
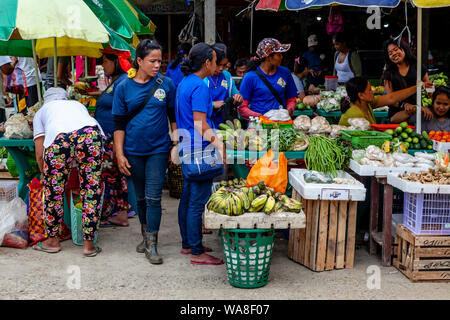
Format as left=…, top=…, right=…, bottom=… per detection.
left=53, top=38, right=57, bottom=87
left=31, top=39, right=42, bottom=106
left=250, top=4, right=254, bottom=54
left=416, top=8, right=422, bottom=134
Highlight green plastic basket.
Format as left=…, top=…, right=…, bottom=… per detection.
left=294, top=109, right=313, bottom=117
left=221, top=228, right=275, bottom=288
left=262, top=122, right=293, bottom=129
left=341, top=130, right=391, bottom=149
left=70, top=190, right=103, bottom=246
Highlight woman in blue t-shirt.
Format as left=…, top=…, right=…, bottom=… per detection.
left=175, top=43, right=225, bottom=266
left=113, top=40, right=177, bottom=265
left=207, top=43, right=242, bottom=128
left=93, top=50, right=132, bottom=228
left=165, top=42, right=191, bottom=89
left=238, top=38, right=298, bottom=120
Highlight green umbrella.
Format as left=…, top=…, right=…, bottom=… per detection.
left=0, top=39, right=33, bottom=57
left=109, top=0, right=156, bottom=36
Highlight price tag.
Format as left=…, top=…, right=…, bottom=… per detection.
left=321, top=188, right=350, bottom=200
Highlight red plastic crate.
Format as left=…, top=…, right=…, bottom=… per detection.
left=371, top=124, right=415, bottom=132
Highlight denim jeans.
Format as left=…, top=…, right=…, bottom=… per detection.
left=178, top=177, right=213, bottom=255
left=127, top=152, right=169, bottom=233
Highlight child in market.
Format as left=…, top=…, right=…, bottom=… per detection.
left=417, top=85, right=450, bottom=133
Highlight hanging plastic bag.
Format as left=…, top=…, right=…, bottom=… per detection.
left=6, top=67, right=28, bottom=96
left=0, top=197, right=28, bottom=248
left=246, top=149, right=288, bottom=194
left=326, top=7, right=344, bottom=35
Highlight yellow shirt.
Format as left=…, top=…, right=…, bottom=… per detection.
left=339, top=96, right=378, bottom=127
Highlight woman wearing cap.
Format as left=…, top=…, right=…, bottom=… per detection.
left=207, top=43, right=242, bottom=128
left=238, top=38, right=298, bottom=120
left=93, top=49, right=132, bottom=228
left=165, top=42, right=192, bottom=89
left=175, top=43, right=225, bottom=266
left=32, top=88, right=105, bottom=257
left=113, top=40, right=177, bottom=265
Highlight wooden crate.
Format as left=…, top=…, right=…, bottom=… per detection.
left=393, top=224, right=450, bottom=282
left=288, top=189, right=358, bottom=271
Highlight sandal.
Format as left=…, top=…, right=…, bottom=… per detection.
left=33, top=242, right=61, bottom=254
left=84, top=245, right=102, bottom=257
left=202, top=227, right=213, bottom=235
left=180, top=247, right=213, bottom=255
left=190, top=254, right=224, bottom=266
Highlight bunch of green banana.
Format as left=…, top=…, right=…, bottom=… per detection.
left=219, top=119, right=242, bottom=131
left=219, top=178, right=246, bottom=188
left=247, top=134, right=266, bottom=152
left=207, top=179, right=302, bottom=215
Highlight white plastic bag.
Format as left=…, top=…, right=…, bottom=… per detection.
left=348, top=118, right=370, bottom=131
left=293, top=115, right=311, bottom=131
left=309, top=116, right=331, bottom=133
left=0, top=197, right=28, bottom=244
left=4, top=113, right=33, bottom=139
left=365, top=145, right=386, bottom=161
left=393, top=152, right=417, bottom=163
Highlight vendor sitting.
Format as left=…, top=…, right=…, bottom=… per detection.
left=339, top=76, right=417, bottom=127
left=409, top=85, right=450, bottom=132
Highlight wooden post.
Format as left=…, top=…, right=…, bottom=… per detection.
left=53, top=38, right=57, bottom=87
left=382, top=182, right=393, bottom=266
left=31, top=39, right=42, bottom=106
left=204, top=0, right=215, bottom=45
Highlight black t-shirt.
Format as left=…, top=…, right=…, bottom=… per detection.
left=387, top=63, right=427, bottom=120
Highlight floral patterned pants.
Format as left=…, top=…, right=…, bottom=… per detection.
left=100, top=135, right=130, bottom=220
left=43, top=126, right=104, bottom=241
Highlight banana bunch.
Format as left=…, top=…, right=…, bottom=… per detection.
left=247, top=134, right=266, bottom=152
left=208, top=180, right=302, bottom=216
left=216, top=119, right=248, bottom=150
left=206, top=186, right=250, bottom=216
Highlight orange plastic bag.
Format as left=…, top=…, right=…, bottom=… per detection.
left=245, top=149, right=288, bottom=194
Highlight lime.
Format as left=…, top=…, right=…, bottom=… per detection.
left=385, top=129, right=394, bottom=135
left=405, top=127, right=413, bottom=134
left=412, top=137, right=419, bottom=144
left=395, top=126, right=403, bottom=133
left=406, top=137, right=412, bottom=143
left=401, top=133, right=409, bottom=139
left=405, top=142, right=410, bottom=149
left=399, top=122, right=408, bottom=129
left=427, top=145, right=433, bottom=150
left=392, top=137, right=399, bottom=143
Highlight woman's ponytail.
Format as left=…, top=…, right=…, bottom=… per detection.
left=180, top=43, right=214, bottom=76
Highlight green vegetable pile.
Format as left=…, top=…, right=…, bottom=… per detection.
left=275, top=128, right=305, bottom=152
left=385, top=122, right=433, bottom=150
left=305, top=136, right=346, bottom=177
left=429, top=73, right=448, bottom=87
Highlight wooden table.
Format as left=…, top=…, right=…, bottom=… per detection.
left=369, top=176, right=394, bottom=266
left=0, top=137, right=37, bottom=201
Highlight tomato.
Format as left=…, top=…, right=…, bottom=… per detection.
left=429, top=130, right=436, bottom=135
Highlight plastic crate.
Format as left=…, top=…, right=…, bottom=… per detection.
left=0, top=180, right=18, bottom=206
left=316, top=109, right=342, bottom=117
left=261, top=122, right=293, bottom=129
left=371, top=124, right=415, bottom=132
left=341, top=130, right=391, bottom=149
left=221, top=228, right=275, bottom=288
left=293, top=109, right=313, bottom=117
left=403, top=193, right=450, bottom=235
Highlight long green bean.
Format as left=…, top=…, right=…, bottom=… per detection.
left=305, top=136, right=345, bottom=177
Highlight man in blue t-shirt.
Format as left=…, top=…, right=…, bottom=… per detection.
left=302, top=35, right=326, bottom=87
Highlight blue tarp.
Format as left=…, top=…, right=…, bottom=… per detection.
left=285, top=0, right=401, bottom=10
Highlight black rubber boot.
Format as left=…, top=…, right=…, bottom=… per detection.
left=145, top=232, right=163, bottom=264
left=136, top=224, right=146, bottom=253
